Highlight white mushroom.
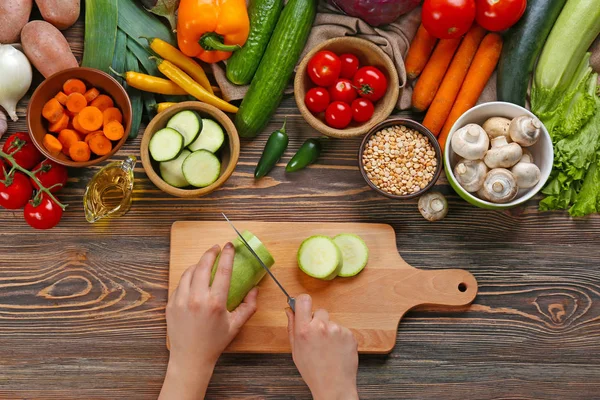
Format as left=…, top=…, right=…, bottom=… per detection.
left=483, top=136, right=523, bottom=168
left=477, top=168, right=518, bottom=204
left=482, top=117, right=511, bottom=141
left=509, top=115, right=542, bottom=147
left=418, top=192, right=448, bottom=222
left=454, top=159, right=488, bottom=192
left=511, top=152, right=541, bottom=189
left=451, top=124, right=489, bottom=160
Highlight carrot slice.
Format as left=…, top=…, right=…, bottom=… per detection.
left=66, top=92, right=88, bottom=113
left=72, top=114, right=90, bottom=135
left=43, top=134, right=63, bottom=155
left=84, top=88, right=100, bottom=103
left=63, top=79, right=87, bottom=95
left=69, top=141, right=91, bottom=162
left=48, top=113, right=69, bottom=133
left=90, top=95, right=114, bottom=112
left=54, top=91, right=69, bottom=106
left=89, top=134, right=113, bottom=156
left=103, top=120, right=124, bottom=141
left=58, top=129, right=81, bottom=154
left=42, top=98, right=65, bottom=123
left=85, top=131, right=104, bottom=144
left=102, top=107, right=123, bottom=126
left=78, top=106, right=104, bottom=131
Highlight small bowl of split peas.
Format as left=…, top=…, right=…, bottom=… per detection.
left=28, top=67, right=132, bottom=167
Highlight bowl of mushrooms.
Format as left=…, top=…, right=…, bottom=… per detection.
left=444, top=102, right=553, bottom=209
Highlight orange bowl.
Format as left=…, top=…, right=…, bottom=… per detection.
left=27, top=67, right=132, bottom=167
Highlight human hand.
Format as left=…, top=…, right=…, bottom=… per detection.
left=159, top=243, right=258, bottom=400
left=286, top=294, right=359, bottom=400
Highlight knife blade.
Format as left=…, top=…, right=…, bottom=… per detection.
left=222, top=213, right=295, bottom=312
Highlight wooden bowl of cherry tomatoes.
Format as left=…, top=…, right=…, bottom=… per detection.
left=294, top=37, right=399, bottom=138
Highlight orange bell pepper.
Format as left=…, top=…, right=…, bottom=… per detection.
left=177, top=0, right=250, bottom=64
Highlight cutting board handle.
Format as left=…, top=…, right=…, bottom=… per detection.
left=400, top=268, right=478, bottom=308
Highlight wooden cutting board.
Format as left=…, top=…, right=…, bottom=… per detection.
left=169, top=221, right=478, bottom=354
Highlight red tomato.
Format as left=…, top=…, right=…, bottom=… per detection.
left=339, top=53, right=360, bottom=79
left=32, top=159, right=68, bottom=193
left=307, top=51, right=341, bottom=87
left=422, top=0, right=476, bottom=39
left=2, top=132, right=44, bottom=170
left=304, top=87, right=331, bottom=113
left=353, top=67, right=388, bottom=102
left=475, top=0, right=526, bottom=32
left=0, top=171, right=33, bottom=209
left=325, top=101, right=352, bottom=129
left=351, top=98, right=374, bottom=122
left=329, top=79, right=358, bottom=104
left=24, top=193, right=63, bottom=230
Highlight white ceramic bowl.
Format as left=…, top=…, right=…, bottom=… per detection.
left=444, top=102, right=554, bottom=210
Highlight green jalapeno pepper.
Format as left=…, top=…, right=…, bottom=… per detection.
left=254, top=120, right=289, bottom=178
left=286, top=138, right=322, bottom=172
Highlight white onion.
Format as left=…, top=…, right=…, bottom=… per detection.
left=0, top=44, right=32, bottom=122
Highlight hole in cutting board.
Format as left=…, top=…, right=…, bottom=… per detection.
left=458, top=282, right=467, bottom=292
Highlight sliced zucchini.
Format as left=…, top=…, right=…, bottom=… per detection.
left=188, top=118, right=225, bottom=153
left=182, top=150, right=221, bottom=187
left=160, top=149, right=191, bottom=188
left=333, top=234, right=369, bottom=277
left=167, top=110, right=202, bottom=147
left=297, top=235, right=343, bottom=280
left=149, top=128, right=184, bottom=162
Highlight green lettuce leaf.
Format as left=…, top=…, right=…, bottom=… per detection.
left=569, top=162, right=600, bottom=216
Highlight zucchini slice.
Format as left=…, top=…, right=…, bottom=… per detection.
left=182, top=150, right=221, bottom=187
left=188, top=118, right=225, bottom=153
left=167, top=110, right=202, bottom=147
left=160, top=149, right=191, bottom=188
left=149, top=128, right=184, bottom=162
left=297, top=235, right=343, bottom=280
left=333, top=234, right=369, bottom=277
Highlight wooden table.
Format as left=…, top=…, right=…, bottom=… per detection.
left=2, top=19, right=600, bottom=400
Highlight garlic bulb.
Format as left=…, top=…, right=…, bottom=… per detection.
left=0, top=44, right=33, bottom=122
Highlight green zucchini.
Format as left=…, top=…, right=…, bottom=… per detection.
left=234, top=0, right=317, bottom=138
left=226, top=0, right=284, bottom=85
left=497, top=0, right=567, bottom=107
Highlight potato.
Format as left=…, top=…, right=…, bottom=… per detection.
left=0, top=0, right=33, bottom=43
left=36, top=0, right=80, bottom=30
left=21, top=21, right=78, bottom=78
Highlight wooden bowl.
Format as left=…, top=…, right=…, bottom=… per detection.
left=27, top=67, right=132, bottom=167
left=294, top=37, right=399, bottom=139
left=141, top=101, right=240, bottom=198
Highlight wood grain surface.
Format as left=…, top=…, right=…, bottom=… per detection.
left=1, top=14, right=600, bottom=400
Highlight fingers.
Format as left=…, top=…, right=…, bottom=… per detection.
left=190, top=245, right=220, bottom=295
left=211, top=242, right=235, bottom=305
left=230, top=287, right=258, bottom=330
left=174, top=262, right=196, bottom=300
left=313, top=308, right=329, bottom=323
left=294, top=294, right=313, bottom=331
left=285, top=308, right=295, bottom=348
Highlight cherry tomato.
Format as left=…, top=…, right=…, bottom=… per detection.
left=325, top=101, right=352, bottom=129
left=304, top=87, right=331, bottom=113
left=339, top=53, right=360, bottom=79
left=351, top=98, right=374, bottom=122
left=307, top=51, right=341, bottom=87
left=329, top=79, right=358, bottom=104
left=422, top=0, right=476, bottom=39
left=0, top=171, right=33, bottom=209
left=2, top=132, right=44, bottom=170
left=353, top=66, right=388, bottom=102
left=24, top=193, right=63, bottom=230
left=32, top=159, right=68, bottom=193
left=475, top=0, right=526, bottom=32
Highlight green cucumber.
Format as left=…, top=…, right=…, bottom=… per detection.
left=182, top=150, right=221, bottom=187
left=167, top=111, right=202, bottom=147
left=234, top=0, right=317, bottom=138
left=149, top=128, right=184, bottom=162
left=226, top=0, right=284, bottom=85
left=188, top=119, right=225, bottom=153
left=333, top=234, right=369, bottom=277
left=160, top=149, right=191, bottom=188
left=297, top=235, right=343, bottom=281
left=211, top=230, right=275, bottom=311
left=497, top=0, right=567, bottom=106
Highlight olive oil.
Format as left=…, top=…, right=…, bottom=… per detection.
left=84, top=156, right=136, bottom=223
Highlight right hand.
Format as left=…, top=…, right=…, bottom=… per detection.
left=286, top=294, right=359, bottom=400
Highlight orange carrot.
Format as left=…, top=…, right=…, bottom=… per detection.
left=72, top=114, right=90, bottom=135
left=66, top=92, right=88, bottom=113
left=412, top=38, right=461, bottom=112
left=69, top=141, right=91, bottom=162
left=63, top=78, right=86, bottom=95
left=78, top=106, right=104, bottom=131
left=406, top=24, right=439, bottom=80
left=42, top=98, right=64, bottom=123
left=423, top=25, right=487, bottom=136
left=102, top=107, right=123, bottom=126
left=54, top=91, right=69, bottom=106
left=84, top=131, right=104, bottom=145
left=90, top=95, right=114, bottom=112
left=438, top=33, right=503, bottom=151
left=43, top=134, right=63, bottom=155
left=48, top=113, right=69, bottom=133
left=103, top=120, right=124, bottom=141
left=84, top=88, right=100, bottom=103
left=89, top=134, right=113, bottom=156
left=57, top=129, right=81, bottom=154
